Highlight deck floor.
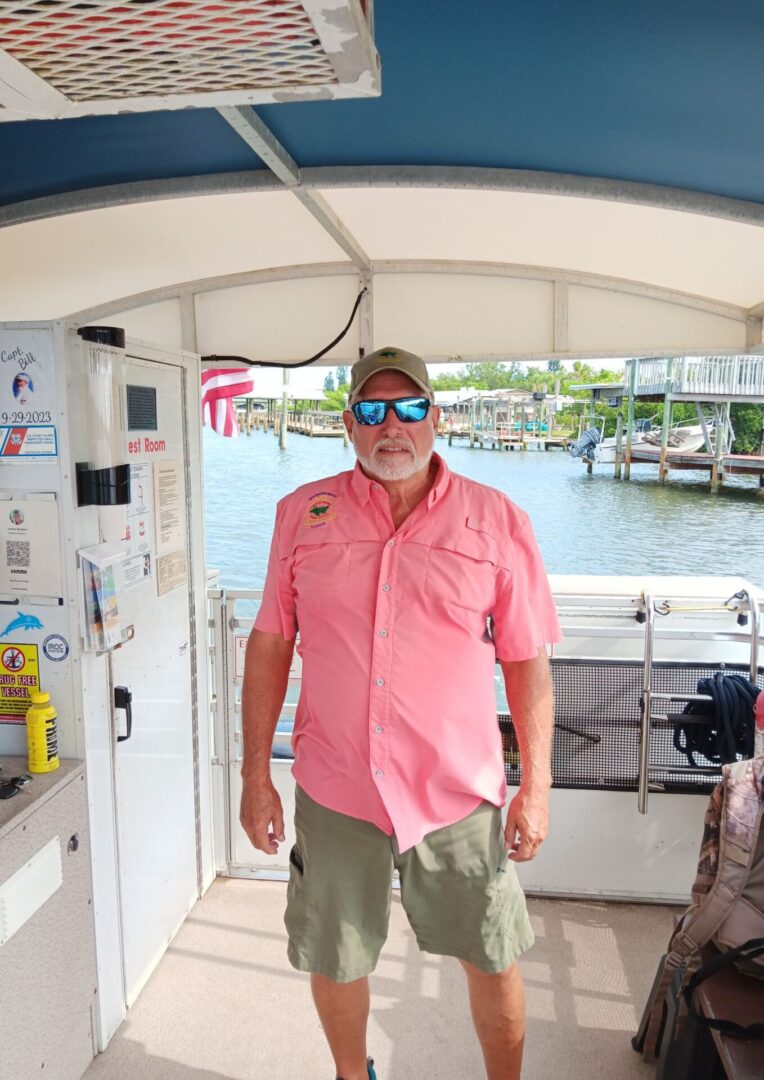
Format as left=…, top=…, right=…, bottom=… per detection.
left=84, top=879, right=679, bottom=1080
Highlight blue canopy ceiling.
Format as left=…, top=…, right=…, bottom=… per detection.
left=2, top=0, right=763, bottom=210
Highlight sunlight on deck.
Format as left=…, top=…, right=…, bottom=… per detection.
left=84, top=879, right=677, bottom=1079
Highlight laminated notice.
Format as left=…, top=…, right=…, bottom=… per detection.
left=153, top=459, right=185, bottom=556
left=0, top=329, right=58, bottom=463
left=156, top=549, right=187, bottom=596
left=0, top=492, right=62, bottom=599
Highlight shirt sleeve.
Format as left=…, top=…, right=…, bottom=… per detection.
left=254, top=501, right=297, bottom=640
left=491, top=515, right=562, bottom=662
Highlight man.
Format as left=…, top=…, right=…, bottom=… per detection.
left=12, top=372, right=32, bottom=404
left=240, top=346, right=561, bottom=1080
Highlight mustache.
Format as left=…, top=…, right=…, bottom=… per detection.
left=371, top=438, right=414, bottom=453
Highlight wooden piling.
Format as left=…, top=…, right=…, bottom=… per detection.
left=614, top=410, right=624, bottom=479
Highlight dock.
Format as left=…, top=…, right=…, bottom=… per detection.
left=285, top=411, right=345, bottom=437
left=440, top=387, right=575, bottom=453
left=575, top=355, right=764, bottom=492
left=468, top=429, right=570, bottom=451
left=629, top=447, right=764, bottom=484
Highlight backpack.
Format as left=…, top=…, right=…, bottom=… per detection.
left=637, top=755, right=764, bottom=1063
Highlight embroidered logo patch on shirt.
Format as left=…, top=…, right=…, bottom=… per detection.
left=303, top=491, right=337, bottom=528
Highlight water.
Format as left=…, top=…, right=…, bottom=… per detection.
left=203, top=428, right=764, bottom=590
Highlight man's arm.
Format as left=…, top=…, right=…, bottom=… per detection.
left=500, top=647, right=554, bottom=862
left=239, top=628, right=296, bottom=855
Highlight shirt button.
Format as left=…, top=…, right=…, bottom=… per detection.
left=375, top=725, right=383, bottom=733
left=379, top=628, right=388, bottom=638
left=375, top=769, right=384, bottom=777
left=376, top=677, right=385, bottom=687
left=387, top=539, right=395, bottom=548
left=382, top=583, right=391, bottom=592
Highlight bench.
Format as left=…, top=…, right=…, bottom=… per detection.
left=692, top=945, right=764, bottom=1080
left=634, top=939, right=764, bottom=1079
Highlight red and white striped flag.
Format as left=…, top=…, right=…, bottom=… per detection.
left=201, top=368, right=255, bottom=437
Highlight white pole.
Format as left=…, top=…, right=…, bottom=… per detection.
left=280, top=368, right=289, bottom=450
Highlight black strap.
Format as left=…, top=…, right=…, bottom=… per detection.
left=683, top=938, right=764, bottom=1038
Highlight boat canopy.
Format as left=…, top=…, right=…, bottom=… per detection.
left=1, top=2, right=762, bottom=365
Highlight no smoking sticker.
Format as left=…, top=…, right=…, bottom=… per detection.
left=0, top=642, right=39, bottom=725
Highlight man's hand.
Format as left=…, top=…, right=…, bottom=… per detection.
left=504, top=783, right=550, bottom=862
left=240, top=776, right=286, bottom=855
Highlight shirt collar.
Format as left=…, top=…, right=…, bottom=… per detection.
left=350, top=452, right=451, bottom=508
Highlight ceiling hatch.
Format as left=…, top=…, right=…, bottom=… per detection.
left=0, top=0, right=379, bottom=121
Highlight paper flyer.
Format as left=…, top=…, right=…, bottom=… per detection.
left=0, top=492, right=62, bottom=598
left=79, top=544, right=124, bottom=651
left=153, top=459, right=185, bottom=556
left=121, top=462, right=155, bottom=589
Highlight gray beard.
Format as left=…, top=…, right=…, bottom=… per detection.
left=354, top=430, right=435, bottom=481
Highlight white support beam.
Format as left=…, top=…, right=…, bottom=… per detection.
left=5, top=166, right=764, bottom=231
left=746, top=315, right=763, bottom=349
left=179, top=294, right=198, bottom=353
left=217, top=106, right=299, bottom=187
left=553, top=280, right=569, bottom=352
left=65, top=257, right=751, bottom=329
left=747, top=299, right=764, bottom=319
left=358, top=271, right=374, bottom=357
left=0, top=48, right=69, bottom=118
left=216, top=106, right=371, bottom=271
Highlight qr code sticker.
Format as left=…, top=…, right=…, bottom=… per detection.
left=6, top=540, right=30, bottom=568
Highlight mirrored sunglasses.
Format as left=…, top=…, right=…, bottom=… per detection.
left=351, top=396, right=431, bottom=426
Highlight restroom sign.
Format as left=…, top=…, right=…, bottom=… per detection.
left=233, top=636, right=301, bottom=681
left=234, top=635, right=247, bottom=679
left=0, top=642, right=40, bottom=724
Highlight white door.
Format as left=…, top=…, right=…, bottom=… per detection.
left=109, top=354, right=198, bottom=1005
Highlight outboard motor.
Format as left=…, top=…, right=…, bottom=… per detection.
left=568, top=426, right=601, bottom=459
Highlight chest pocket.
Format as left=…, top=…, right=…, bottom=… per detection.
left=424, top=517, right=508, bottom=614
left=292, top=539, right=351, bottom=612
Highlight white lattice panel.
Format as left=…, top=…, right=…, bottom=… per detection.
left=0, top=0, right=379, bottom=119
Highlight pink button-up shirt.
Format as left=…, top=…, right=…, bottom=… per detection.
left=255, top=454, right=562, bottom=852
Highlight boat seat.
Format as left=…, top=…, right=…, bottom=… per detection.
left=692, top=944, right=764, bottom=1080
left=641, top=941, right=764, bottom=1080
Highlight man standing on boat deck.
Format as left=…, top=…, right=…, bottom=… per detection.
left=240, top=346, right=561, bottom=1080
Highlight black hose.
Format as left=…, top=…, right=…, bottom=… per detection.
left=674, top=673, right=760, bottom=767
left=201, top=288, right=367, bottom=370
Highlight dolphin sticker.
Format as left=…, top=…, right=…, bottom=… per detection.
left=0, top=613, right=44, bottom=639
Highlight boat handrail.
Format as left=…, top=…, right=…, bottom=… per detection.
left=636, top=587, right=760, bottom=814
left=208, top=585, right=762, bottom=827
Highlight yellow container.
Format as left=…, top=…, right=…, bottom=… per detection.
left=26, top=690, right=59, bottom=774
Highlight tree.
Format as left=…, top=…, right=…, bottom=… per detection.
left=730, top=404, right=764, bottom=454
left=336, top=365, right=349, bottom=388
left=319, top=387, right=349, bottom=412
left=462, top=362, right=521, bottom=390
left=547, top=359, right=563, bottom=373
left=323, top=371, right=336, bottom=392
left=431, top=372, right=464, bottom=390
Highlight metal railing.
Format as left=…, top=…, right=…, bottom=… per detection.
left=209, top=585, right=762, bottom=843
left=634, top=355, right=764, bottom=398
left=637, top=588, right=760, bottom=813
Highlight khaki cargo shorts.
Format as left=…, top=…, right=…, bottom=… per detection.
left=285, top=786, right=535, bottom=983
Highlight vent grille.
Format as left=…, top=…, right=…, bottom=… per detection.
left=0, top=0, right=338, bottom=101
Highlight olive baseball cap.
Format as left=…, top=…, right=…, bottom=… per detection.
left=348, top=346, right=434, bottom=404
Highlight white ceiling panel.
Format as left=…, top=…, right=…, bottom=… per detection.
left=0, top=192, right=347, bottom=319
left=319, top=188, right=764, bottom=308
left=196, top=275, right=360, bottom=362
left=374, top=274, right=554, bottom=357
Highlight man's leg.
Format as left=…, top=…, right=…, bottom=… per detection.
left=311, top=973, right=370, bottom=1080
left=460, top=959, right=526, bottom=1080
